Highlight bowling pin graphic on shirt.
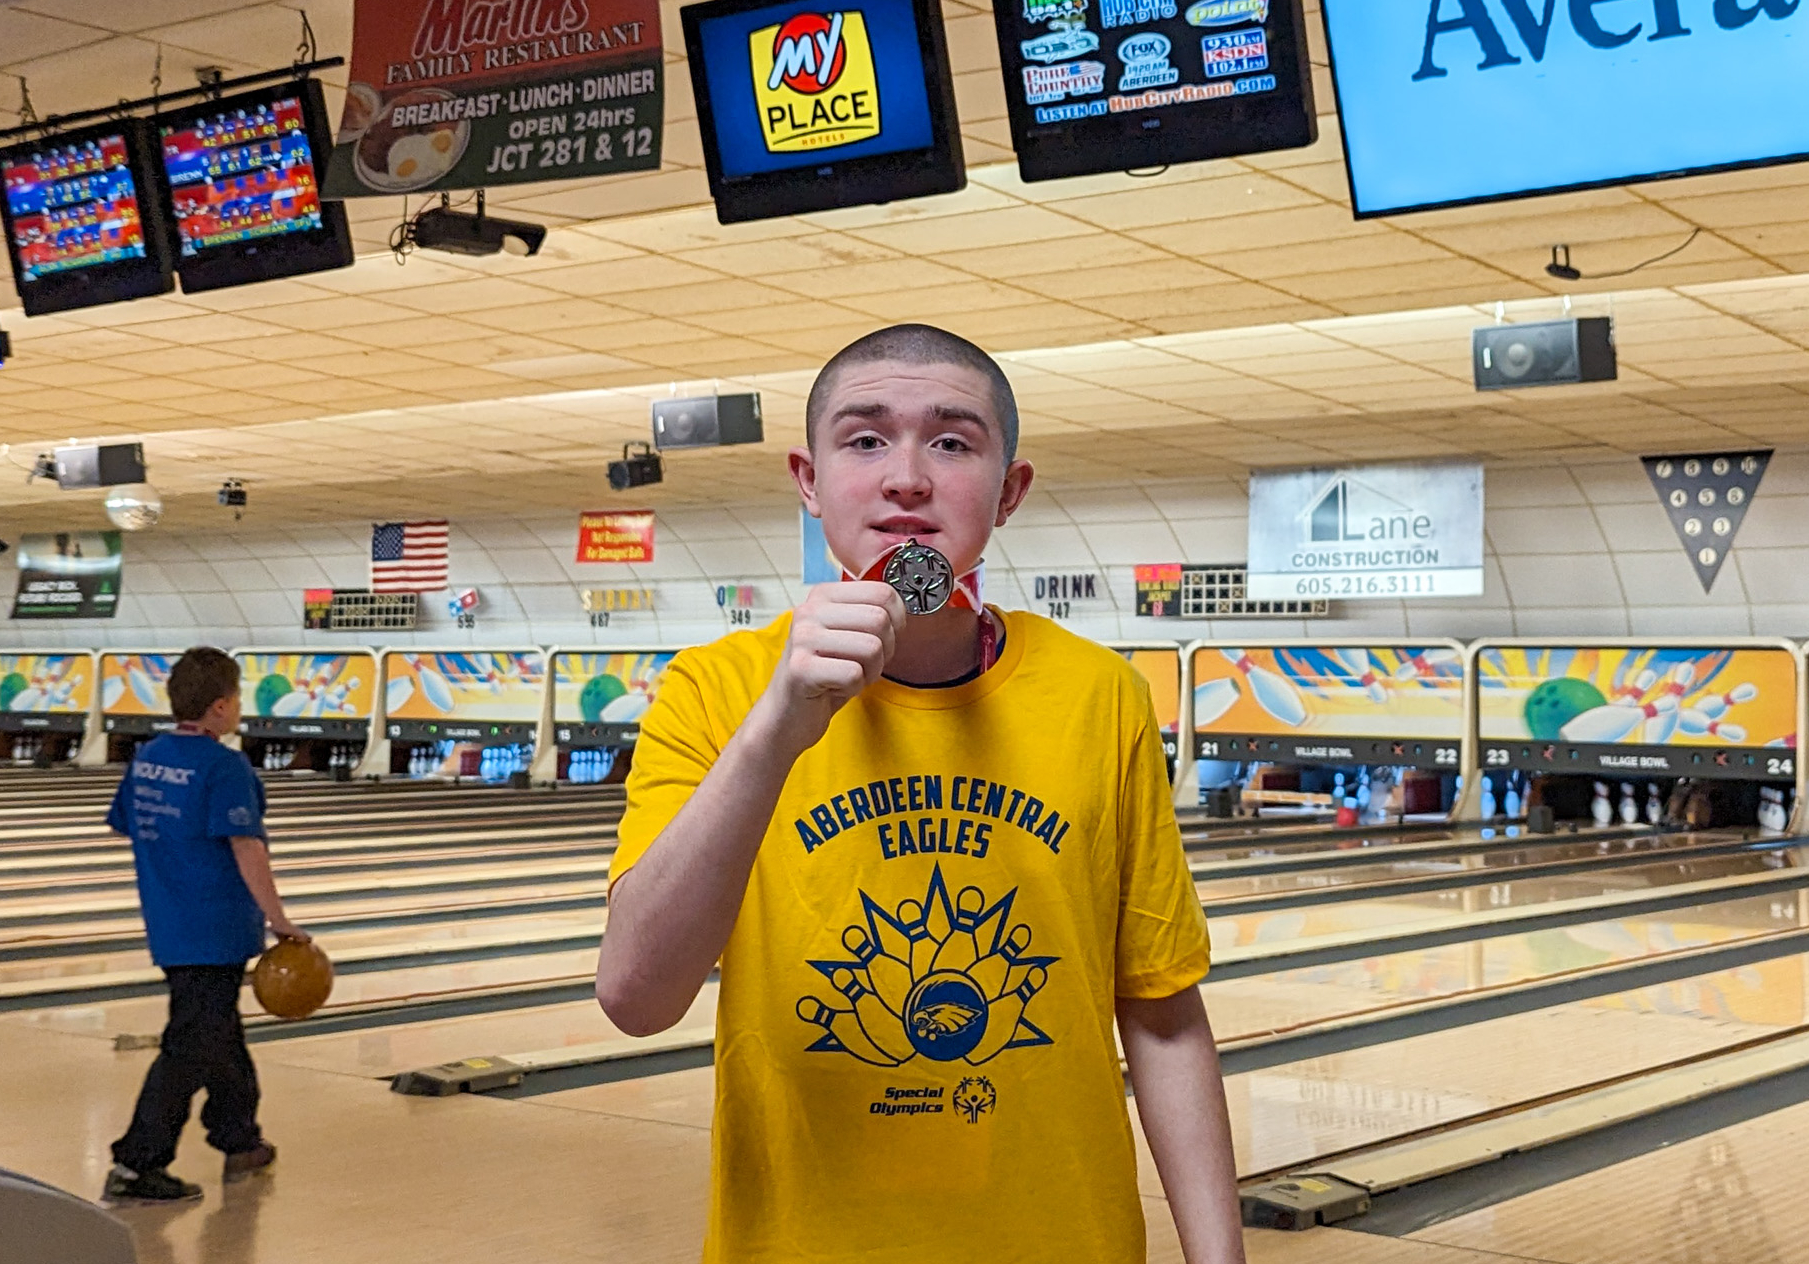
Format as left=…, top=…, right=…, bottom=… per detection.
left=1220, top=650, right=1308, bottom=727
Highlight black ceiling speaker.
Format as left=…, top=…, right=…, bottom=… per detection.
left=1473, top=317, right=1616, bottom=391
left=651, top=393, right=763, bottom=450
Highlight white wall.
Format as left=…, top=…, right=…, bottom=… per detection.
left=6, top=451, right=1806, bottom=651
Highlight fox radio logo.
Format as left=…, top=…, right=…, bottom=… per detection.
left=750, top=10, right=883, bottom=153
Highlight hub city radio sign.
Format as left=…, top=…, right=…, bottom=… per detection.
left=751, top=10, right=882, bottom=152
left=1246, top=462, right=1484, bottom=601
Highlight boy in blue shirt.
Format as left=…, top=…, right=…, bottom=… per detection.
left=102, top=648, right=309, bottom=1205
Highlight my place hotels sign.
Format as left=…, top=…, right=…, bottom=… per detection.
left=325, top=0, right=664, bottom=197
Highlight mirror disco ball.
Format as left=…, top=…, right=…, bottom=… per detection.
left=104, top=483, right=162, bottom=531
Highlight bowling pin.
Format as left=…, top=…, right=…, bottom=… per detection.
left=796, top=997, right=903, bottom=1067
left=895, top=899, right=938, bottom=979
left=127, top=659, right=159, bottom=709
left=1610, top=668, right=1658, bottom=707
left=1480, top=773, right=1497, bottom=820
left=1618, top=782, right=1638, bottom=825
left=1696, top=683, right=1758, bottom=719
left=272, top=688, right=309, bottom=717
left=406, top=654, right=456, bottom=713
left=932, top=887, right=987, bottom=974
left=1645, top=783, right=1662, bottom=825
left=1221, top=650, right=1309, bottom=728
left=1333, top=649, right=1388, bottom=705
left=966, top=966, right=1047, bottom=1065
left=1643, top=663, right=1695, bottom=743
left=1591, top=782, right=1613, bottom=826
left=830, top=967, right=916, bottom=1063
left=1192, top=678, right=1241, bottom=727
left=1504, top=774, right=1521, bottom=819
left=1356, top=767, right=1371, bottom=811
left=969, top=924, right=1033, bottom=1001
left=386, top=675, right=415, bottom=713
left=1393, top=648, right=1460, bottom=680
left=843, top=927, right=913, bottom=1015
left=1561, top=698, right=1675, bottom=744
left=101, top=676, right=126, bottom=710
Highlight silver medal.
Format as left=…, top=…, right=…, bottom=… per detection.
left=883, top=541, right=955, bottom=615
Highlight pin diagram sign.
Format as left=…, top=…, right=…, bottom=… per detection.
left=1642, top=450, right=1770, bottom=593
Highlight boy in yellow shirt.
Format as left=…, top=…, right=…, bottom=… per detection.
left=596, top=323, right=1243, bottom=1263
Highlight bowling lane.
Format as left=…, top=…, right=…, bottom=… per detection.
left=0, top=853, right=607, bottom=926
left=1191, top=829, right=1793, bottom=899
left=0, top=904, right=604, bottom=986
left=0, top=877, right=609, bottom=948
left=1, top=946, right=604, bottom=1044
left=510, top=939, right=1809, bottom=1188
left=1202, top=846, right=1796, bottom=948
left=246, top=873, right=1802, bottom=1091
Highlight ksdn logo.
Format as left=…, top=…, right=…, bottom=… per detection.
left=751, top=10, right=883, bottom=153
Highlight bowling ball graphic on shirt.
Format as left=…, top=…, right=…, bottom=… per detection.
left=579, top=673, right=627, bottom=723
left=0, top=673, right=26, bottom=711
left=905, top=972, right=988, bottom=1061
left=798, top=866, right=1057, bottom=1070
left=254, top=674, right=293, bottom=718
left=1524, top=678, right=1608, bottom=741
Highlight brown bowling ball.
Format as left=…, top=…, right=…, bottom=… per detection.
left=252, top=938, right=333, bottom=1020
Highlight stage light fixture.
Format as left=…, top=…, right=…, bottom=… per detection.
left=608, top=442, right=663, bottom=492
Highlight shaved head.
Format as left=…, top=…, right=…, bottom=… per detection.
left=806, top=324, right=1019, bottom=460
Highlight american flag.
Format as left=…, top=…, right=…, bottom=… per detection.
left=370, top=520, right=449, bottom=592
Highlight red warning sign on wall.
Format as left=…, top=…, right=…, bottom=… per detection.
left=577, top=511, right=654, bottom=563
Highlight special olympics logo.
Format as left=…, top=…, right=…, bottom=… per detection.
left=768, top=12, right=848, bottom=94
left=953, top=1076, right=997, bottom=1123
left=797, top=865, right=1057, bottom=1068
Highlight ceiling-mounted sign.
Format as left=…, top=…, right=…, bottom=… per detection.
left=1247, top=463, right=1484, bottom=601
left=11, top=532, right=123, bottom=620
left=577, top=510, right=655, bottom=563
left=325, top=0, right=663, bottom=198
left=992, top=0, right=1316, bottom=181
left=1642, top=451, right=1770, bottom=593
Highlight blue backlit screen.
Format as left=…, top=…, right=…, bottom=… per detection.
left=1322, top=0, right=1809, bottom=216
left=696, top=0, right=936, bottom=179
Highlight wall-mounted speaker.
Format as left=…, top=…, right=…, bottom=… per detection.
left=1473, top=317, right=1616, bottom=391
left=651, top=393, right=763, bottom=450
left=54, top=442, right=146, bottom=489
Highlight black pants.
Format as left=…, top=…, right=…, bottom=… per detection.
left=113, top=964, right=262, bottom=1172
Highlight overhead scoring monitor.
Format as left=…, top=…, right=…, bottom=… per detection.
left=992, top=0, right=1316, bottom=182
left=1321, top=0, right=1809, bottom=217
left=0, top=119, right=176, bottom=316
left=156, top=78, right=354, bottom=292
left=683, top=0, right=965, bottom=222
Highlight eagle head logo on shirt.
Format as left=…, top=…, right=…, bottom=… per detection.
left=797, top=865, right=1058, bottom=1069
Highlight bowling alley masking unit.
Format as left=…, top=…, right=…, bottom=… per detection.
left=1190, top=642, right=1468, bottom=819
left=1474, top=643, right=1799, bottom=829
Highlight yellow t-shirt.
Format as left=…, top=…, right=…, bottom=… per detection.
left=611, top=608, right=1210, bottom=1263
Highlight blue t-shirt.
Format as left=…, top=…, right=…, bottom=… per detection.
left=106, top=734, right=268, bottom=966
